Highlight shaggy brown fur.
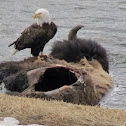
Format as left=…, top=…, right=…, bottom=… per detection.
left=0, top=57, right=112, bottom=105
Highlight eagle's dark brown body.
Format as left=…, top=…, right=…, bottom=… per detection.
left=9, top=22, right=57, bottom=56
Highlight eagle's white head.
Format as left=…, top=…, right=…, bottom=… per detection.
left=33, top=8, right=51, bottom=27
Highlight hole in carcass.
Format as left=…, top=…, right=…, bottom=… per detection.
left=35, top=67, right=77, bottom=92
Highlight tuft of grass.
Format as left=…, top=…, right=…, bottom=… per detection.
left=0, top=94, right=126, bottom=126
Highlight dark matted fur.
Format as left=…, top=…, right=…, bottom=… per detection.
left=0, top=62, right=22, bottom=83
left=50, top=38, right=109, bottom=73
left=3, top=71, right=28, bottom=92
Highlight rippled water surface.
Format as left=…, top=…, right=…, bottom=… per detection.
left=0, top=0, right=126, bottom=109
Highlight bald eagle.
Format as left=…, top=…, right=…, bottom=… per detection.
left=8, top=8, right=57, bottom=58
left=50, top=25, right=109, bottom=73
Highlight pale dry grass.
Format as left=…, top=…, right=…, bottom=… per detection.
left=0, top=94, right=126, bottom=126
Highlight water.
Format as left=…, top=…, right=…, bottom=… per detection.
left=0, top=0, right=126, bottom=109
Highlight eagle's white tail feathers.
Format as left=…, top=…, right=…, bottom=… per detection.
left=10, top=48, right=18, bottom=55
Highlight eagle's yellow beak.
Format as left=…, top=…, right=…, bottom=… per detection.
left=33, top=13, right=40, bottom=19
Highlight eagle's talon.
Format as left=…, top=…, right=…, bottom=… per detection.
left=35, top=54, right=49, bottom=64
left=39, top=55, right=48, bottom=60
